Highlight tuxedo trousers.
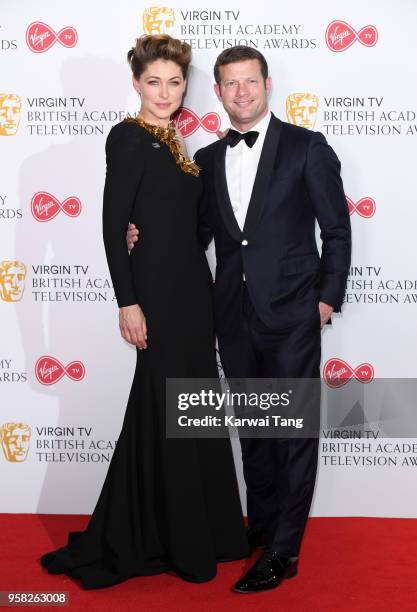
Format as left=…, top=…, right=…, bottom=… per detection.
left=218, top=282, right=320, bottom=556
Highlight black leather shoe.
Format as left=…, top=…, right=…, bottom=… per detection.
left=234, top=548, right=298, bottom=593
left=246, top=526, right=267, bottom=551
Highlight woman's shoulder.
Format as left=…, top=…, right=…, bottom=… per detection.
left=106, top=119, right=148, bottom=149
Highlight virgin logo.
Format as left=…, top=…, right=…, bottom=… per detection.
left=325, top=20, right=378, bottom=53
left=346, top=196, right=376, bottom=218
left=171, top=107, right=221, bottom=137
left=323, top=358, right=374, bottom=389
left=35, top=356, right=85, bottom=385
left=26, top=22, right=78, bottom=53
left=31, top=192, right=82, bottom=222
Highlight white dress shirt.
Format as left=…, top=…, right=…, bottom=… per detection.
left=225, top=111, right=272, bottom=231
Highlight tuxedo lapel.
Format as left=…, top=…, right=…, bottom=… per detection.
left=243, top=115, right=282, bottom=237
left=214, top=138, right=243, bottom=241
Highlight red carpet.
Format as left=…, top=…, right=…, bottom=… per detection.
left=1, top=515, right=416, bottom=611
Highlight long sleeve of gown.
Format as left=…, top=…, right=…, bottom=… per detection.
left=102, top=122, right=145, bottom=307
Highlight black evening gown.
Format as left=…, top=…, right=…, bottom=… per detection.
left=40, top=120, right=249, bottom=589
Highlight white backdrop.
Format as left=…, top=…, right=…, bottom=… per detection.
left=1, top=0, right=417, bottom=516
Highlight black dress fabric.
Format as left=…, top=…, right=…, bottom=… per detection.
left=40, top=120, right=249, bottom=589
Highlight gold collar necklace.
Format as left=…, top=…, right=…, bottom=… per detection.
left=123, top=115, right=200, bottom=177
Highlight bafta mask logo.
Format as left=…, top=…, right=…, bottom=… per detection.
left=0, top=260, right=27, bottom=302
left=143, top=7, right=175, bottom=35
left=286, top=93, right=319, bottom=130
left=0, top=94, right=22, bottom=136
left=1, top=422, right=31, bottom=463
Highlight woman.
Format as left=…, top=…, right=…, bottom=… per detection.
left=40, top=34, right=249, bottom=589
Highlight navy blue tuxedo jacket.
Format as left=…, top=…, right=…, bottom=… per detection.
left=194, top=113, right=351, bottom=335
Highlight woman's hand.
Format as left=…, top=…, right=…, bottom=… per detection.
left=174, top=127, right=188, bottom=157
left=119, top=304, right=147, bottom=349
left=127, top=222, right=139, bottom=252
left=216, top=128, right=229, bottom=140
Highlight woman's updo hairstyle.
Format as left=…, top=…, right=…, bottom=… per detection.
left=127, top=35, right=191, bottom=80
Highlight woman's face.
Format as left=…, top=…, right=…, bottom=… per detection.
left=134, top=59, right=186, bottom=125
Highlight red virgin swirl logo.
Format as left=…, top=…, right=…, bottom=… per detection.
left=323, top=358, right=374, bottom=389
left=171, top=107, right=221, bottom=137
left=325, top=21, right=378, bottom=52
left=31, top=192, right=82, bottom=222
left=346, top=196, right=376, bottom=218
left=35, top=356, right=85, bottom=385
left=26, top=22, right=78, bottom=53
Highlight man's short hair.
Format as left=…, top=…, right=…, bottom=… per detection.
left=214, top=46, right=269, bottom=84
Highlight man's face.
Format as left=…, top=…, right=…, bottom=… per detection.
left=286, top=94, right=318, bottom=130
left=214, top=59, right=271, bottom=128
left=1, top=426, right=31, bottom=462
left=0, top=262, right=26, bottom=302
left=0, top=94, right=21, bottom=136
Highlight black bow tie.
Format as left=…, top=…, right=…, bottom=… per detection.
left=227, top=129, right=259, bottom=148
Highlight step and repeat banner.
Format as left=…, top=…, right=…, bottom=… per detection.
left=1, top=0, right=417, bottom=516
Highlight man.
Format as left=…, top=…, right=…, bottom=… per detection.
left=127, top=46, right=351, bottom=593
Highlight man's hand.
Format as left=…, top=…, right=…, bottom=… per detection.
left=318, top=301, right=334, bottom=328
left=127, top=222, right=138, bottom=252
left=119, top=304, right=147, bottom=349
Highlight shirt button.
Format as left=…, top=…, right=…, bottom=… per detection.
left=241, top=239, right=248, bottom=246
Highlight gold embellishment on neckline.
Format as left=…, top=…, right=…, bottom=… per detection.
left=123, top=115, right=201, bottom=177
